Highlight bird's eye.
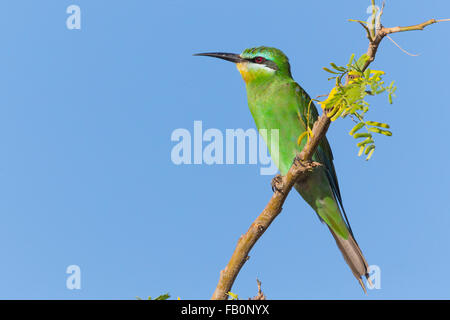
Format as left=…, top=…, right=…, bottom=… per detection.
left=254, top=56, right=266, bottom=64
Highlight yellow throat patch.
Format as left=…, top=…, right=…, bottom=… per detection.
left=236, top=62, right=255, bottom=84
left=236, top=62, right=275, bottom=84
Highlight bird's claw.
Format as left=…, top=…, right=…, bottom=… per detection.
left=293, top=155, right=314, bottom=168
left=271, top=174, right=284, bottom=194
left=293, top=155, right=306, bottom=167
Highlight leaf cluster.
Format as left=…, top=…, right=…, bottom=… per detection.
left=320, top=54, right=397, bottom=160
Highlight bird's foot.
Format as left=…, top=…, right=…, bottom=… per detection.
left=293, top=154, right=308, bottom=168
left=271, top=174, right=284, bottom=194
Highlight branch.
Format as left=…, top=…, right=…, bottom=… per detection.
left=363, top=18, right=450, bottom=70
left=211, top=5, right=448, bottom=300
left=384, top=18, right=450, bottom=34
left=211, top=116, right=327, bottom=300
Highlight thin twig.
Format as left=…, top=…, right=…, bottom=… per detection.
left=349, top=19, right=372, bottom=41
left=370, top=0, right=377, bottom=39
left=383, top=18, right=450, bottom=34
left=250, top=278, right=266, bottom=300
left=376, top=1, right=385, bottom=32
left=386, top=35, right=420, bottom=56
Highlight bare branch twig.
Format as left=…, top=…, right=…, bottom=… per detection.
left=384, top=18, right=450, bottom=34
left=250, top=278, right=266, bottom=300
left=386, top=35, right=419, bottom=56
left=349, top=19, right=372, bottom=41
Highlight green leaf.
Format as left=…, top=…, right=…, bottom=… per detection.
left=330, top=62, right=346, bottom=72
left=349, top=123, right=365, bottom=136
left=330, top=107, right=344, bottom=121
left=369, top=127, right=392, bottom=136
left=347, top=53, right=355, bottom=66
left=357, top=138, right=374, bottom=147
left=323, top=67, right=340, bottom=74
left=346, top=85, right=364, bottom=102
left=154, top=293, right=170, bottom=300
left=388, top=80, right=395, bottom=90
left=355, top=54, right=369, bottom=70
left=375, top=87, right=386, bottom=94
left=353, top=132, right=371, bottom=139
left=366, top=121, right=390, bottom=129
left=358, top=146, right=365, bottom=157
left=365, top=145, right=376, bottom=160
left=364, top=144, right=375, bottom=155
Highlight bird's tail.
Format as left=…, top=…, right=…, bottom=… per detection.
left=328, top=227, right=371, bottom=293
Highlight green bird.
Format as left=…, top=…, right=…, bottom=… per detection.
left=195, top=47, right=371, bottom=292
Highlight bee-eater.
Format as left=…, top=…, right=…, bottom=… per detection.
left=195, top=47, right=371, bottom=292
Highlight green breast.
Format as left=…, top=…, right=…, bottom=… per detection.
left=246, top=78, right=309, bottom=175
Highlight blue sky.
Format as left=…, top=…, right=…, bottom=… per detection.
left=0, top=0, right=449, bottom=299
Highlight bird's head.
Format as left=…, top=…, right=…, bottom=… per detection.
left=195, top=46, right=292, bottom=84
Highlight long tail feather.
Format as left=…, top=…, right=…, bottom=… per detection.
left=328, top=226, right=370, bottom=293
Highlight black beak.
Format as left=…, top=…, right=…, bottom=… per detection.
left=194, top=52, right=245, bottom=64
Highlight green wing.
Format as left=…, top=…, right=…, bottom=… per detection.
left=293, top=82, right=354, bottom=236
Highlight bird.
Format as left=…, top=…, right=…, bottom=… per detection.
left=194, top=46, right=370, bottom=292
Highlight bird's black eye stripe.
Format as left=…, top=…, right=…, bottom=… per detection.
left=248, top=56, right=278, bottom=71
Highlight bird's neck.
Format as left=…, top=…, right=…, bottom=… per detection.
left=245, top=75, right=292, bottom=97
